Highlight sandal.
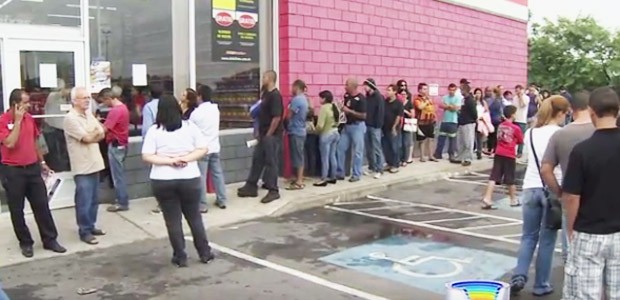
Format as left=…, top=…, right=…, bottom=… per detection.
left=510, top=201, right=522, bottom=207
left=481, top=200, right=498, bottom=210
left=285, top=182, right=305, bottom=190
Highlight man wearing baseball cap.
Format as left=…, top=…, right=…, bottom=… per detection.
left=363, top=78, right=385, bottom=179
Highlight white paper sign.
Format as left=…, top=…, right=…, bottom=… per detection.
left=60, top=104, right=72, bottom=112
left=39, top=64, right=58, bottom=88
left=132, top=64, right=147, bottom=86
left=429, top=84, right=439, bottom=96
left=89, top=61, right=111, bottom=92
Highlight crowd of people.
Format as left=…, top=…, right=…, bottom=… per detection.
left=1, top=67, right=619, bottom=299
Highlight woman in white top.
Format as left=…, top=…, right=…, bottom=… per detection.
left=510, top=96, right=569, bottom=296
left=142, top=95, right=214, bottom=267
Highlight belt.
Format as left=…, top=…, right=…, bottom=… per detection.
left=5, top=163, right=38, bottom=169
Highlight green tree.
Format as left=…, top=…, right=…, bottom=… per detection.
left=528, top=16, right=620, bottom=92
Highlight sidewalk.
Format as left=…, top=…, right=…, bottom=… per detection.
left=0, top=159, right=493, bottom=268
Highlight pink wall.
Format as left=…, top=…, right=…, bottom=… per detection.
left=278, top=0, right=528, bottom=106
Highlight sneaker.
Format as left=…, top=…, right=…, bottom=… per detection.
left=151, top=206, right=161, bottom=214
left=260, top=191, right=280, bottom=204
left=237, top=185, right=258, bottom=198
left=215, top=202, right=227, bottom=209
left=107, top=204, right=128, bottom=212
left=461, top=161, right=472, bottom=167
left=348, top=177, right=360, bottom=182
left=510, top=275, right=526, bottom=296
left=388, top=167, right=399, bottom=174
left=373, top=172, right=382, bottom=179
left=363, top=170, right=371, bottom=176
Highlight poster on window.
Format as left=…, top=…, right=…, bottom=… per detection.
left=212, top=0, right=259, bottom=62
left=89, top=61, right=111, bottom=93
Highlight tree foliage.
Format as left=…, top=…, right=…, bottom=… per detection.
left=528, top=17, right=620, bottom=92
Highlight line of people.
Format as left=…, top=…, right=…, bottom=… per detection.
left=476, top=87, right=620, bottom=299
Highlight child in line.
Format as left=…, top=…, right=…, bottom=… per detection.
left=481, top=105, right=523, bottom=209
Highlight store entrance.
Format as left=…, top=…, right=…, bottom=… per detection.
left=1, top=39, right=86, bottom=213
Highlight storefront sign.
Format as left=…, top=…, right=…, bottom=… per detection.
left=89, top=61, right=111, bottom=93
left=212, top=0, right=259, bottom=62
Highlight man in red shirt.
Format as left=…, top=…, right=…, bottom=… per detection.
left=98, top=88, right=130, bottom=212
left=481, top=105, right=523, bottom=209
left=0, top=89, right=66, bottom=257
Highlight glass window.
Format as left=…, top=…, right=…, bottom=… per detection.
left=89, top=0, right=173, bottom=137
left=196, top=0, right=262, bottom=129
left=0, top=0, right=81, bottom=27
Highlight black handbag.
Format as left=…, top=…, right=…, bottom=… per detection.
left=529, top=129, right=563, bottom=230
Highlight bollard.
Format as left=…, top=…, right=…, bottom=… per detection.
left=445, top=280, right=510, bottom=300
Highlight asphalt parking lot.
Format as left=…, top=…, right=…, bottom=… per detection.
left=1, top=167, right=564, bottom=300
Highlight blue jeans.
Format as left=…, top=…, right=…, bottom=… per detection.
left=198, top=153, right=227, bottom=207
left=0, top=288, right=8, bottom=300
left=319, top=130, right=339, bottom=180
left=108, top=145, right=129, bottom=208
left=434, top=122, right=458, bottom=159
left=400, top=130, right=413, bottom=163
left=382, top=130, right=401, bottom=168
left=337, top=122, right=366, bottom=179
left=365, top=127, right=384, bottom=173
left=74, top=172, right=100, bottom=239
left=512, top=188, right=558, bottom=294
left=516, top=122, right=527, bottom=155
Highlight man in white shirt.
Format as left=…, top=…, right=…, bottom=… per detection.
left=513, top=84, right=530, bottom=158
left=189, top=85, right=227, bottom=212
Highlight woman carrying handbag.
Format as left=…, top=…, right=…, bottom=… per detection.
left=509, top=96, right=569, bottom=296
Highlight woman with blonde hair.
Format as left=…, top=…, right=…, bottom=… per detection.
left=509, top=95, right=570, bottom=296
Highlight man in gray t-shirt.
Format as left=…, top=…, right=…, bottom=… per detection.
left=540, top=91, right=594, bottom=262
left=542, top=122, right=595, bottom=175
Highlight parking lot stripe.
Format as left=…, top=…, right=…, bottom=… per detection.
left=422, top=216, right=484, bottom=224
left=459, top=222, right=523, bottom=231
left=187, top=238, right=390, bottom=300
left=357, top=204, right=416, bottom=212
left=365, top=195, right=523, bottom=223
left=325, top=205, right=523, bottom=246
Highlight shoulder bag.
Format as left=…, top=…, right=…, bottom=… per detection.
left=529, top=129, right=563, bottom=230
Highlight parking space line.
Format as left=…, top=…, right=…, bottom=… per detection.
left=365, top=195, right=523, bottom=223
left=357, top=204, right=416, bottom=212
left=500, top=233, right=523, bottom=238
left=459, top=222, right=522, bottom=231
left=325, top=205, right=523, bottom=246
left=185, top=238, right=390, bottom=300
left=444, top=177, right=489, bottom=186
left=422, top=216, right=483, bottom=224
left=404, top=210, right=445, bottom=216
left=467, top=171, right=490, bottom=177
left=335, top=200, right=388, bottom=205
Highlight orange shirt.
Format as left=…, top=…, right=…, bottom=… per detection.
left=414, top=94, right=436, bottom=125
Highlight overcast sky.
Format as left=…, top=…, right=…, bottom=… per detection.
left=529, top=0, right=618, bottom=31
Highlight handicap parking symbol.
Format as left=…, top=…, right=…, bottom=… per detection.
left=320, top=236, right=516, bottom=294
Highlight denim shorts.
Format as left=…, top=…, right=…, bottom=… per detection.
left=289, top=135, right=305, bottom=169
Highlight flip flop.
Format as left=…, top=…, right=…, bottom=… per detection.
left=285, top=182, right=305, bottom=190
left=481, top=201, right=498, bottom=210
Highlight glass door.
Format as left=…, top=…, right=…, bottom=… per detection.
left=1, top=39, right=86, bottom=213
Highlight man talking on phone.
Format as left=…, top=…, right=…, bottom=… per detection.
left=0, top=89, right=66, bottom=258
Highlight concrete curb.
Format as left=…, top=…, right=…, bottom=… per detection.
left=270, top=162, right=493, bottom=217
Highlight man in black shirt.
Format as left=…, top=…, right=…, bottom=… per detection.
left=336, top=78, right=367, bottom=182
left=383, top=84, right=404, bottom=173
left=238, top=70, right=283, bottom=204
left=561, top=86, right=620, bottom=299
left=455, top=84, right=477, bottom=166
left=363, top=78, right=385, bottom=178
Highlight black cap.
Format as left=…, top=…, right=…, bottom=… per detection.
left=363, top=78, right=378, bottom=91
left=460, top=78, right=470, bottom=84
